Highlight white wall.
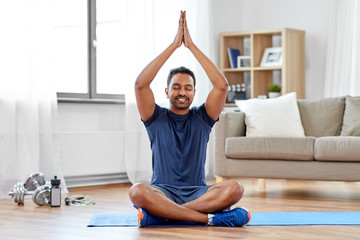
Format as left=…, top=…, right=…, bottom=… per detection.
left=212, top=0, right=331, bottom=99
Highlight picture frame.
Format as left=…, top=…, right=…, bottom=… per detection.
left=237, top=56, right=251, bottom=68
left=260, top=47, right=283, bottom=67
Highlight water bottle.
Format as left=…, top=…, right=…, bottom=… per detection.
left=50, top=176, right=61, bottom=207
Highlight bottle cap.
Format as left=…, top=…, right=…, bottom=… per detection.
left=51, top=176, right=61, bottom=186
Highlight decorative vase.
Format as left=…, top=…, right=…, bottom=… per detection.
left=268, top=92, right=281, bottom=98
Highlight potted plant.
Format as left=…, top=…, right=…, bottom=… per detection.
left=268, top=84, right=281, bottom=98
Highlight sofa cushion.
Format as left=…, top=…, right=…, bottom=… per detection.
left=314, top=137, right=360, bottom=162
left=341, top=96, right=360, bottom=136
left=235, top=92, right=305, bottom=137
left=297, top=97, right=345, bottom=137
left=225, top=136, right=315, bottom=160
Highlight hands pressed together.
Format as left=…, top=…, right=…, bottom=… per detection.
left=173, top=11, right=194, bottom=49
left=135, top=10, right=228, bottom=123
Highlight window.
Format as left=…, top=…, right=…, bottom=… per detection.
left=52, top=0, right=125, bottom=102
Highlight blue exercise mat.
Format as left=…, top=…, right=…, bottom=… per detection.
left=87, top=212, right=360, bottom=227
left=248, top=212, right=360, bottom=226
left=88, top=214, right=138, bottom=227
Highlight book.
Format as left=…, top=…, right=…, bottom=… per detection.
left=227, top=48, right=241, bottom=68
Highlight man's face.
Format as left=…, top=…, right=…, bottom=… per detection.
left=165, top=73, right=196, bottom=111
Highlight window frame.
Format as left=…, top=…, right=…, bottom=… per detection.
left=57, top=0, right=125, bottom=104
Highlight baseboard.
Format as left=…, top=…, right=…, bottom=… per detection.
left=64, top=172, right=129, bottom=188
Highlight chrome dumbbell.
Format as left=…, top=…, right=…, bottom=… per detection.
left=8, top=182, right=29, bottom=205
left=25, top=172, right=51, bottom=206
left=32, top=184, right=51, bottom=206
left=24, top=172, right=46, bottom=191
left=9, top=172, right=50, bottom=206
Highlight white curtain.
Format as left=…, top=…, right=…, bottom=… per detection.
left=0, top=1, right=67, bottom=199
left=324, top=0, right=360, bottom=97
left=123, top=0, right=212, bottom=184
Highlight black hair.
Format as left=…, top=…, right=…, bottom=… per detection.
left=167, top=66, right=196, bottom=88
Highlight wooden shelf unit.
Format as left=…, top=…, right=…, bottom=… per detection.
left=220, top=28, right=305, bottom=106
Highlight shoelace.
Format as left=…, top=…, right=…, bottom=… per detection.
left=211, top=214, right=237, bottom=227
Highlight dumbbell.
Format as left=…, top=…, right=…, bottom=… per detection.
left=9, top=172, right=49, bottom=206
left=24, top=172, right=46, bottom=191
left=25, top=172, right=51, bottom=206
left=32, top=184, right=51, bottom=206
left=8, top=182, right=29, bottom=205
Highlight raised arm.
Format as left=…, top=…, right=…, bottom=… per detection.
left=182, top=11, right=228, bottom=120
left=135, top=12, right=184, bottom=121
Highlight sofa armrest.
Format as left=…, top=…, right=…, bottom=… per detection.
left=214, top=111, right=245, bottom=177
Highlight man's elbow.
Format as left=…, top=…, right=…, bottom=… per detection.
left=218, top=81, right=229, bottom=92
left=135, top=77, right=146, bottom=90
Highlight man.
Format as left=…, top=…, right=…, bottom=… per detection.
left=129, top=11, right=250, bottom=227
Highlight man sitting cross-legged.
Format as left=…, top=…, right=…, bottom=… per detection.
left=129, top=10, right=251, bottom=227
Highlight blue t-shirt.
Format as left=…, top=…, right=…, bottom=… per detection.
left=143, top=103, right=217, bottom=187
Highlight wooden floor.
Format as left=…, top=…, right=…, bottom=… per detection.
left=1, top=179, right=360, bottom=240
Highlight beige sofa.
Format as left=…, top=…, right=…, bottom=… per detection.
left=214, top=96, right=360, bottom=182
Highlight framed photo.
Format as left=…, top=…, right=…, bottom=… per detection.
left=237, top=56, right=251, bottom=68
left=260, top=47, right=283, bottom=67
